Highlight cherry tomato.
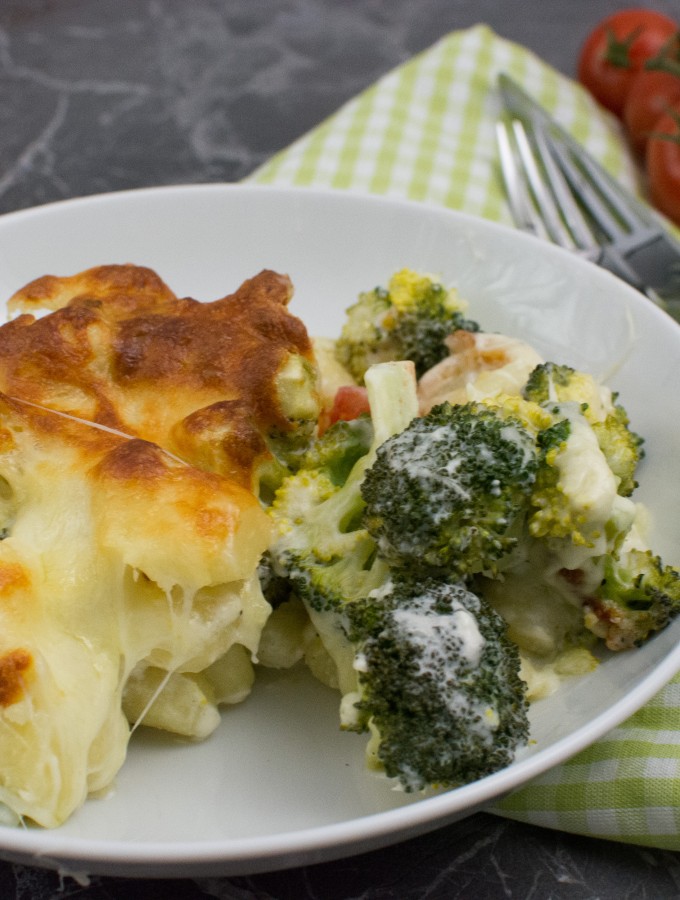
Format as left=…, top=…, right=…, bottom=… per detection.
left=645, top=98, right=680, bottom=226
left=624, top=69, right=680, bottom=156
left=578, top=10, right=678, bottom=115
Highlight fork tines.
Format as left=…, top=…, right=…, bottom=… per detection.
left=496, top=74, right=680, bottom=315
left=496, top=117, right=598, bottom=257
left=497, top=110, right=678, bottom=293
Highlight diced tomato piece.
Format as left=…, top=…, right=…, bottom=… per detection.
left=321, top=385, right=370, bottom=434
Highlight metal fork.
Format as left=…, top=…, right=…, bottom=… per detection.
left=496, top=74, right=680, bottom=321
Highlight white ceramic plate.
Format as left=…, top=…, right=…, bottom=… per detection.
left=0, top=184, right=679, bottom=879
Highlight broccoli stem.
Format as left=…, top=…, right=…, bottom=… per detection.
left=364, top=360, right=419, bottom=451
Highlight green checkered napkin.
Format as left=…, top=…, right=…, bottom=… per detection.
left=248, top=24, right=680, bottom=850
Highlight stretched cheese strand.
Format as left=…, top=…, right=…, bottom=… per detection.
left=0, top=395, right=272, bottom=827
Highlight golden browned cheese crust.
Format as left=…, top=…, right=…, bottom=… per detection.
left=2, top=265, right=317, bottom=487
left=0, top=264, right=317, bottom=827
left=0, top=648, right=33, bottom=707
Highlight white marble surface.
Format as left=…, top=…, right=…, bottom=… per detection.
left=1, top=1, right=680, bottom=897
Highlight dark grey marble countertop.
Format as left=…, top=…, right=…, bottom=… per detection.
left=1, top=1, right=680, bottom=897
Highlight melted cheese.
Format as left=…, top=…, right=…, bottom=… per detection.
left=0, top=395, right=272, bottom=827
left=0, top=263, right=317, bottom=828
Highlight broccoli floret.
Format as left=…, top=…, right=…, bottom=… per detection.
left=360, top=401, right=539, bottom=579
left=521, top=364, right=642, bottom=562
left=528, top=416, right=578, bottom=542
left=346, top=576, right=529, bottom=791
left=335, top=268, right=479, bottom=382
left=268, top=364, right=529, bottom=790
left=523, top=362, right=643, bottom=497
left=523, top=361, right=590, bottom=405
left=300, top=416, right=373, bottom=486
left=526, top=402, right=640, bottom=570
left=584, top=549, right=680, bottom=651
left=591, top=407, right=643, bottom=498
